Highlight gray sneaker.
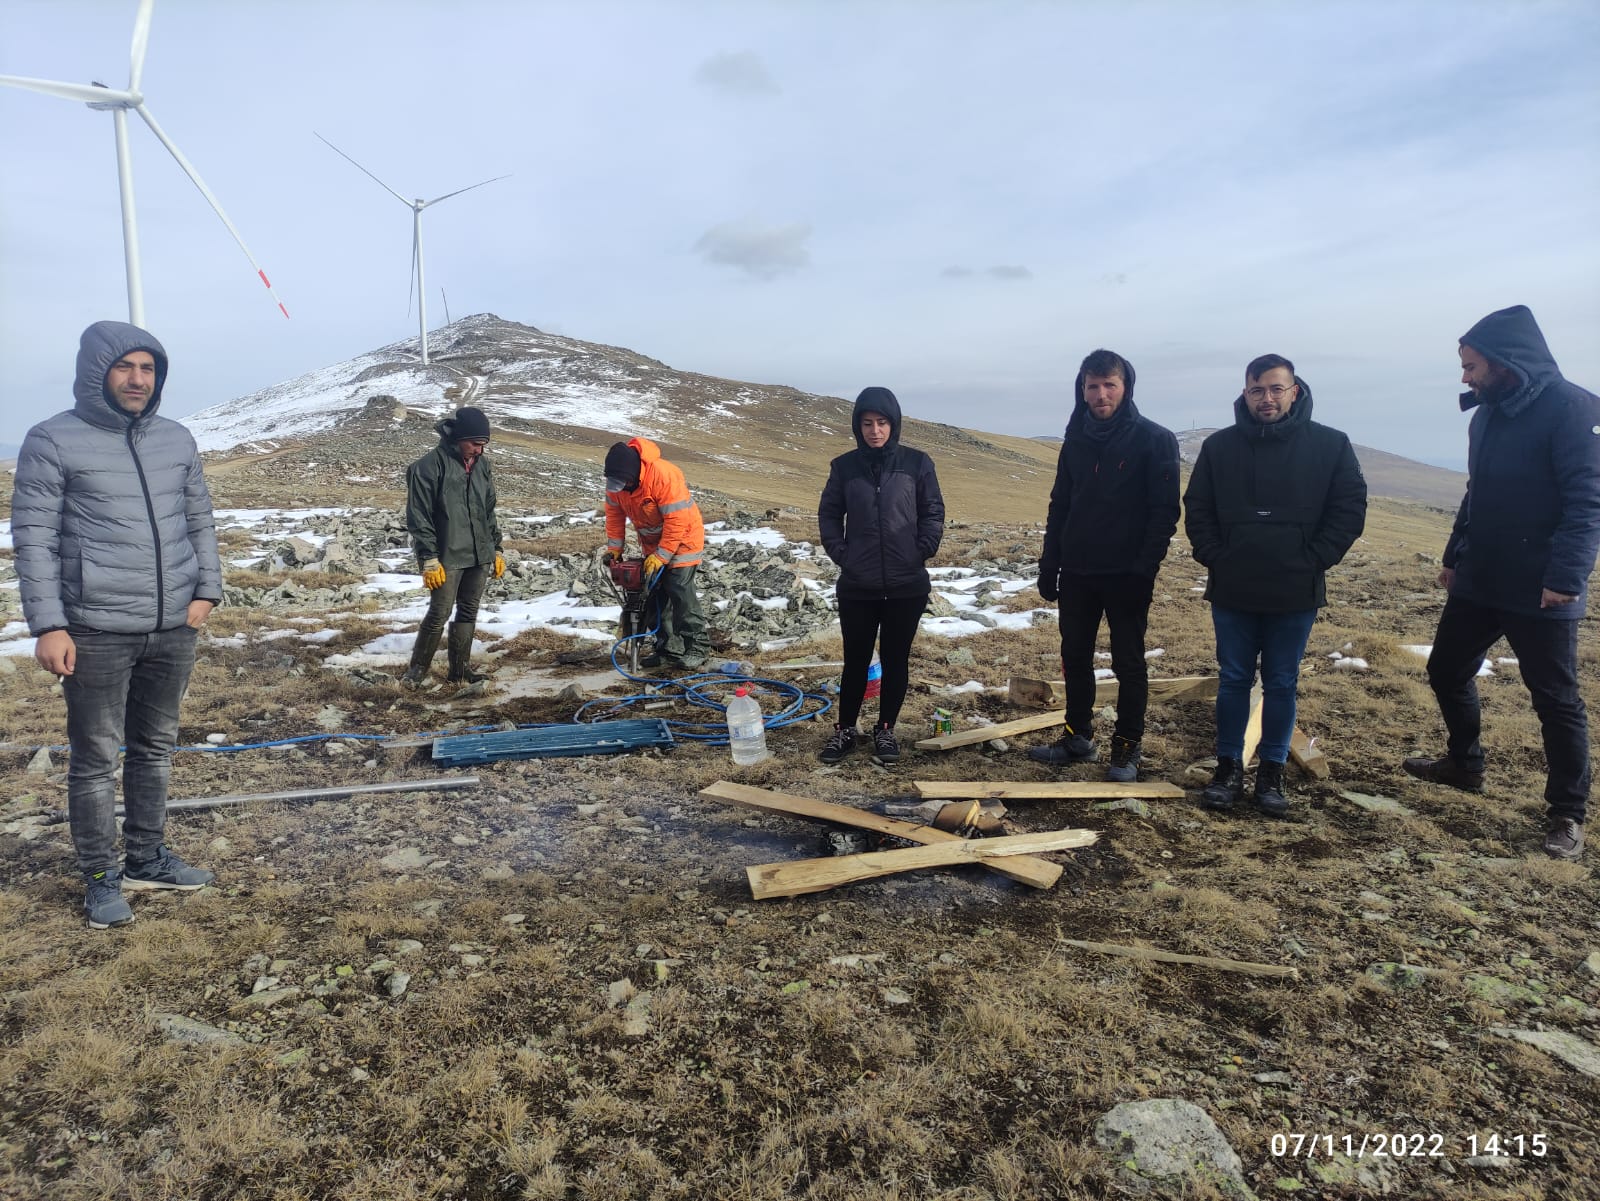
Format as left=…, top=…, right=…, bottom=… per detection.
left=1027, top=730, right=1097, bottom=766
left=1543, top=818, right=1585, bottom=861
left=84, top=869, right=134, bottom=930
left=124, top=846, right=215, bottom=892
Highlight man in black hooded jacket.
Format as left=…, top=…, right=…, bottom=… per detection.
left=1185, top=354, right=1366, bottom=817
left=1403, top=306, right=1600, bottom=861
left=1028, top=349, right=1181, bottom=780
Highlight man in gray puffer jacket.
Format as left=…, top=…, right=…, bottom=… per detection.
left=11, top=321, right=221, bottom=928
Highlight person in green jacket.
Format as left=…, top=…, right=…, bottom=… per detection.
left=402, top=407, right=505, bottom=685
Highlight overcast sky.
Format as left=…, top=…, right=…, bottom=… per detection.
left=3, top=1, right=1597, bottom=467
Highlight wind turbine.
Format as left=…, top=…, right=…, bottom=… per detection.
left=0, top=0, right=288, bottom=326
left=316, top=133, right=508, bottom=365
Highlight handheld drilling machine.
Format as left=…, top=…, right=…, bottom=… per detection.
left=602, top=555, right=659, bottom=674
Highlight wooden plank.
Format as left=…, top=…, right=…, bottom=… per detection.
left=1289, top=727, right=1331, bottom=780
left=1241, top=684, right=1265, bottom=767
left=1060, top=938, right=1299, bottom=980
left=698, top=781, right=1062, bottom=889
left=913, top=781, right=1186, bottom=801
left=914, top=710, right=1066, bottom=751
left=748, top=829, right=1098, bottom=899
left=1007, top=675, right=1221, bottom=711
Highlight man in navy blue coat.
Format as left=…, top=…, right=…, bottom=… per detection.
left=1404, top=306, right=1600, bottom=860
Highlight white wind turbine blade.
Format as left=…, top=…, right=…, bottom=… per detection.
left=128, top=0, right=154, bottom=92
left=407, top=222, right=418, bottom=318
left=0, top=75, right=136, bottom=105
left=423, top=174, right=511, bottom=207
left=134, top=104, right=289, bottom=318
left=315, top=132, right=411, bottom=206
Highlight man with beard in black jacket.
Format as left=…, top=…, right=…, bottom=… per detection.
left=1028, top=349, right=1181, bottom=781
left=1403, top=306, right=1600, bottom=861
left=1185, top=354, right=1367, bottom=817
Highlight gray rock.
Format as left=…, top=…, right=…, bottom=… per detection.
left=1365, top=962, right=1447, bottom=990
left=1579, top=950, right=1600, bottom=978
left=25, top=747, right=52, bottom=775
left=1340, top=790, right=1416, bottom=816
left=1093, top=798, right=1152, bottom=818
left=155, top=1012, right=245, bottom=1045
left=386, top=971, right=411, bottom=998
left=315, top=704, right=347, bottom=732
left=556, top=682, right=588, bottom=703
left=1488, top=1027, right=1600, bottom=1077
left=392, top=939, right=424, bottom=957
left=234, top=986, right=302, bottom=1010
left=945, top=646, right=977, bottom=668
left=1093, top=1098, right=1255, bottom=1199
left=622, top=991, right=651, bottom=1037
left=1252, top=1071, right=1294, bottom=1085
left=379, top=847, right=431, bottom=872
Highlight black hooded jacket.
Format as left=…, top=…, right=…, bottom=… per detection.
left=1183, top=377, right=1368, bottom=613
left=1444, top=305, right=1600, bottom=619
left=818, top=387, right=945, bottom=600
left=1039, top=356, right=1180, bottom=585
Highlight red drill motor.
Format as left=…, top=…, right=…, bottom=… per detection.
left=603, top=555, right=658, bottom=673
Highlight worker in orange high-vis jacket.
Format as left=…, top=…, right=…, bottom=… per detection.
left=602, top=437, right=711, bottom=669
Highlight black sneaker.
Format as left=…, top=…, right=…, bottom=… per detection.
left=1027, top=728, right=1097, bottom=766
left=124, top=846, right=215, bottom=892
left=819, top=725, right=860, bottom=765
left=84, top=869, right=134, bottom=930
left=1254, top=760, right=1289, bottom=818
left=871, top=724, right=900, bottom=766
left=1106, top=735, right=1142, bottom=783
left=1202, top=757, right=1245, bottom=811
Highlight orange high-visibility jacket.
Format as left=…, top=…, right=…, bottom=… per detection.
left=604, top=437, right=704, bottom=568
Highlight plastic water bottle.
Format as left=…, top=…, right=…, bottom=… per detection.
left=725, top=685, right=770, bottom=765
left=863, top=655, right=883, bottom=700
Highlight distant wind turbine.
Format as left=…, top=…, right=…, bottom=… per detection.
left=0, top=0, right=288, bottom=325
left=316, top=133, right=508, bottom=365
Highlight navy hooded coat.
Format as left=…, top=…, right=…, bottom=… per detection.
left=1445, top=305, right=1600, bottom=620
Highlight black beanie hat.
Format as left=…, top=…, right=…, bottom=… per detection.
left=604, top=441, right=642, bottom=492
left=452, top=406, right=491, bottom=441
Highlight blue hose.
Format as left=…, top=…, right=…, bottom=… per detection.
left=572, top=618, right=832, bottom=744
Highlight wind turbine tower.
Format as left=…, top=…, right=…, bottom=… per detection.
left=0, top=0, right=288, bottom=325
left=317, top=134, right=509, bottom=365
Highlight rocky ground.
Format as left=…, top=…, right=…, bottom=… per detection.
left=0, top=495, right=1597, bottom=1200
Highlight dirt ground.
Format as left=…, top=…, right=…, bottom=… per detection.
left=1, top=501, right=1597, bottom=1200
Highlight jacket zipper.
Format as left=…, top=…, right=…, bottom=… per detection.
left=128, top=424, right=165, bottom=628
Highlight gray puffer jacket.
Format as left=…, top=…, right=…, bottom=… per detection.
left=12, top=321, right=222, bottom=635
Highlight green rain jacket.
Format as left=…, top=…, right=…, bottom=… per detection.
left=405, top=416, right=502, bottom=569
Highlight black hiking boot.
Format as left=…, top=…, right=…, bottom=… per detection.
left=1543, top=817, right=1585, bottom=861
left=446, top=621, right=488, bottom=683
left=1106, top=735, right=1142, bottom=783
left=1027, top=726, right=1097, bottom=766
left=1202, top=757, right=1245, bottom=811
left=871, top=724, right=900, bottom=766
left=1402, top=754, right=1484, bottom=793
left=1254, top=760, right=1289, bottom=818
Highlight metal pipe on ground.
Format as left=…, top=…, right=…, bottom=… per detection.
left=35, top=775, right=479, bottom=825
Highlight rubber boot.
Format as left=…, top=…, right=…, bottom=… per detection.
left=447, top=622, right=487, bottom=683
left=401, top=626, right=443, bottom=686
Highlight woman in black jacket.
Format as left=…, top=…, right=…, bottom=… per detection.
left=817, top=387, right=945, bottom=764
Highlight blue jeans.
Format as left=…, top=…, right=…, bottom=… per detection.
left=1211, top=606, right=1318, bottom=765
left=62, top=626, right=198, bottom=875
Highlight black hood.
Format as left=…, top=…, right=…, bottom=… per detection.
left=1458, top=305, right=1563, bottom=417
left=1232, top=375, right=1314, bottom=439
left=852, top=386, right=903, bottom=452
left=73, top=320, right=169, bottom=430
left=1066, top=352, right=1139, bottom=440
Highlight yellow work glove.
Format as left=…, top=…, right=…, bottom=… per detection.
left=493, top=552, right=506, bottom=579
left=421, top=558, right=446, bottom=590
left=643, top=553, right=666, bottom=576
